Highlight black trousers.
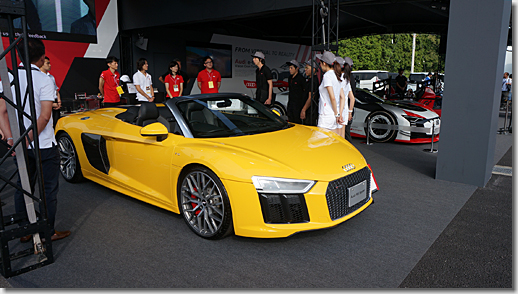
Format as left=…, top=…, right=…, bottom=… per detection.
left=14, top=145, right=60, bottom=235
left=103, top=101, right=121, bottom=108
left=345, top=119, right=353, bottom=142
left=287, top=107, right=303, bottom=124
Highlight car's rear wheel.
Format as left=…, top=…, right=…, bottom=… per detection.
left=57, top=132, right=83, bottom=182
left=178, top=166, right=233, bottom=239
left=365, top=111, right=397, bottom=143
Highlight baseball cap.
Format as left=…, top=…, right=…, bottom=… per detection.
left=344, top=57, right=353, bottom=66
left=302, top=59, right=315, bottom=68
left=251, top=51, right=265, bottom=60
left=315, top=51, right=336, bottom=65
left=335, top=56, right=345, bottom=66
left=286, top=59, right=300, bottom=68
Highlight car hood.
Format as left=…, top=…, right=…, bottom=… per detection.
left=380, top=100, right=439, bottom=119
left=183, top=125, right=368, bottom=182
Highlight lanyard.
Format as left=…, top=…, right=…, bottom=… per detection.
left=170, top=74, right=180, bottom=84
left=206, top=70, right=213, bottom=82
left=113, top=73, right=119, bottom=87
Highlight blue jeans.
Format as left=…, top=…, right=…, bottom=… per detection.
left=14, top=145, right=60, bottom=235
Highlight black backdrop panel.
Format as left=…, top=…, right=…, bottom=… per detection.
left=60, top=57, right=106, bottom=99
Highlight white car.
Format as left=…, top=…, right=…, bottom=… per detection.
left=352, top=70, right=389, bottom=91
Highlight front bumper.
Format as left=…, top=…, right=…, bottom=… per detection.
left=224, top=167, right=375, bottom=238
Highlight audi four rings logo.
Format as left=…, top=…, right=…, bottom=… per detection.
left=342, top=164, right=356, bottom=172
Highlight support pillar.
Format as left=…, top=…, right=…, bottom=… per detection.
left=436, top=0, right=512, bottom=186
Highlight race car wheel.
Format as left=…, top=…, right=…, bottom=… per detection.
left=271, top=68, right=279, bottom=81
left=365, top=111, right=397, bottom=143
left=270, top=102, right=287, bottom=117
left=178, top=166, right=233, bottom=239
left=57, top=132, right=83, bottom=183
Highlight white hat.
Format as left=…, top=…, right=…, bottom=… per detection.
left=286, top=59, right=300, bottom=68
left=251, top=51, right=265, bottom=60
left=315, top=51, right=336, bottom=65
left=344, top=57, right=354, bottom=66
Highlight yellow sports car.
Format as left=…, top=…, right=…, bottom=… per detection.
left=55, top=93, right=378, bottom=239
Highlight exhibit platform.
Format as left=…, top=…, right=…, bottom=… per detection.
left=0, top=120, right=512, bottom=288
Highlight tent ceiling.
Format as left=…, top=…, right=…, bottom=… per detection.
left=120, top=0, right=511, bottom=46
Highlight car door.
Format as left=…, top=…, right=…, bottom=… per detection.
left=101, top=118, right=182, bottom=210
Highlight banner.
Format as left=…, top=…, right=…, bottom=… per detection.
left=188, top=34, right=311, bottom=97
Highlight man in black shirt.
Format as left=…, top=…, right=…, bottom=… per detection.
left=301, top=60, right=319, bottom=126
left=395, top=68, right=408, bottom=97
left=343, top=57, right=356, bottom=142
left=345, top=57, right=357, bottom=93
left=251, top=51, right=273, bottom=105
left=286, top=60, right=305, bottom=124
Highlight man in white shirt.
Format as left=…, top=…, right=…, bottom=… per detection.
left=40, top=56, right=61, bottom=127
left=133, top=58, right=154, bottom=102
left=11, top=38, right=71, bottom=242
left=501, top=72, right=512, bottom=109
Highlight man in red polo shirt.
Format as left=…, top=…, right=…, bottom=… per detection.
left=99, top=56, right=121, bottom=107
left=197, top=56, right=221, bottom=94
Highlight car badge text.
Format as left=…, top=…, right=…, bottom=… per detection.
left=342, top=164, right=356, bottom=172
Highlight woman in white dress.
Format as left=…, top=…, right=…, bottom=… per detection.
left=335, top=56, right=356, bottom=139
left=315, top=51, right=345, bottom=135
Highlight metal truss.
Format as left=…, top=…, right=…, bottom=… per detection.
left=0, top=0, right=53, bottom=278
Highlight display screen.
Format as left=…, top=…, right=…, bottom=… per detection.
left=0, top=0, right=97, bottom=43
left=186, top=42, right=232, bottom=78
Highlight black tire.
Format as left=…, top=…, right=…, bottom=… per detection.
left=178, top=166, right=233, bottom=239
left=271, top=69, right=279, bottom=81
left=365, top=111, right=397, bottom=143
left=57, top=132, right=84, bottom=182
left=270, top=102, right=287, bottom=117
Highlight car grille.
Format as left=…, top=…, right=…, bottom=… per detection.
left=326, top=166, right=371, bottom=220
left=258, top=194, right=310, bottom=224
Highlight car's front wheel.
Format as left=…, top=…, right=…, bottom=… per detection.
left=57, top=132, right=83, bottom=182
left=178, top=166, right=233, bottom=239
left=365, top=111, right=397, bottom=143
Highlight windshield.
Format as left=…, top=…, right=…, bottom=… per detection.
left=377, top=72, right=389, bottom=80
left=409, top=74, right=425, bottom=82
left=355, top=72, right=388, bottom=80
left=176, top=96, right=290, bottom=138
left=356, top=73, right=376, bottom=80
left=355, top=89, right=384, bottom=103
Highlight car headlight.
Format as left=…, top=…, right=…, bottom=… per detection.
left=251, top=176, right=316, bottom=194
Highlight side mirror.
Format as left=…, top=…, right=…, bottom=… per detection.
left=140, top=122, right=168, bottom=141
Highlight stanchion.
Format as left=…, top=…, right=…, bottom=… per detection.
left=423, top=120, right=438, bottom=153
left=498, top=100, right=510, bottom=134
left=361, top=119, right=373, bottom=145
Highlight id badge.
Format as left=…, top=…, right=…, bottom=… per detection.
left=173, top=84, right=179, bottom=92
left=208, top=81, right=214, bottom=89
left=116, top=86, right=124, bottom=95
left=145, top=86, right=151, bottom=95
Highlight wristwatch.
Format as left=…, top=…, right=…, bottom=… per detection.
left=335, top=113, right=340, bottom=117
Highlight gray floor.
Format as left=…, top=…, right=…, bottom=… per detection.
left=400, top=147, right=512, bottom=287
left=0, top=118, right=512, bottom=288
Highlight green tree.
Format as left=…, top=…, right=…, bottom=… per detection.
left=338, top=34, right=445, bottom=75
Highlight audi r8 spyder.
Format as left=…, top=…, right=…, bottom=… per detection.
left=55, top=93, right=377, bottom=239
left=351, top=89, right=440, bottom=143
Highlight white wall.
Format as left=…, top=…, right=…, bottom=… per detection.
left=188, top=34, right=312, bottom=96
